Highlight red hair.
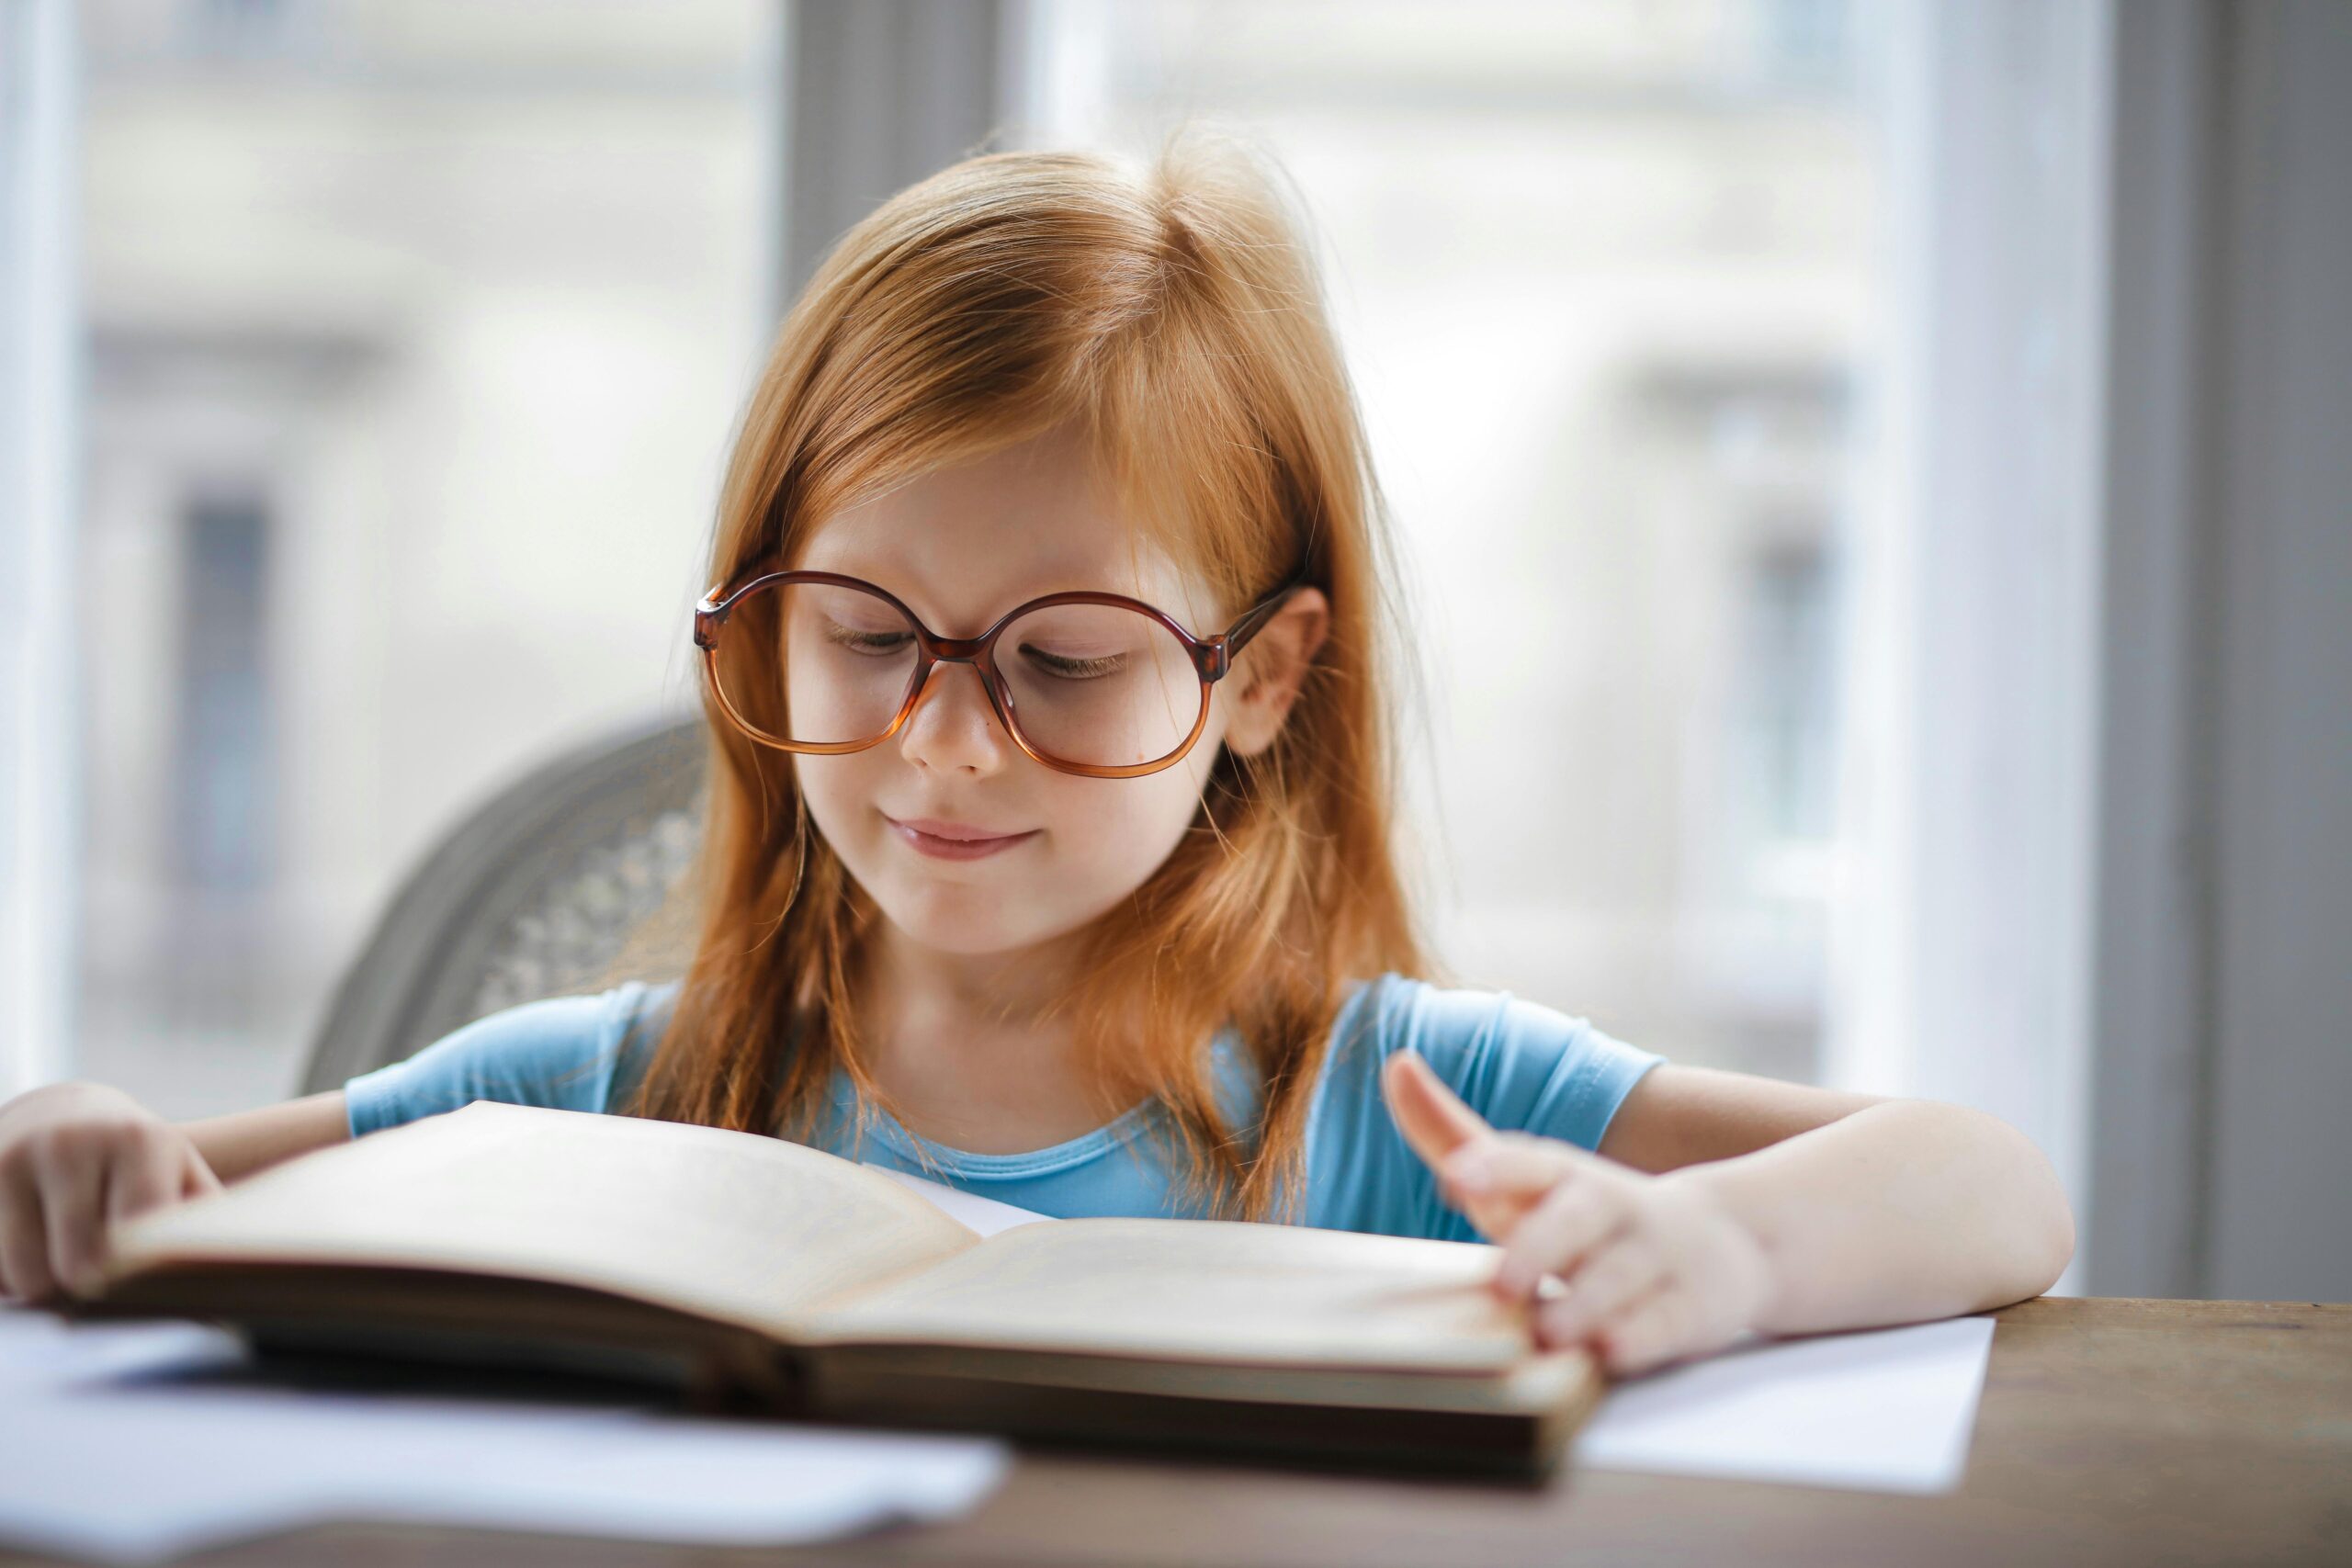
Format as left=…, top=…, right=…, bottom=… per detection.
left=623, top=132, right=1437, bottom=1221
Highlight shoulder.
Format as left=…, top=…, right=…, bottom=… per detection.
left=1302, top=973, right=1667, bottom=1238
left=344, top=977, right=684, bottom=1138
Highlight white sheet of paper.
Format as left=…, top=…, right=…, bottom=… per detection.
left=1574, top=1315, right=1996, bottom=1494
left=878, top=1181, right=1999, bottom=1495
left=0, top=1306, right=1009, bottom=1566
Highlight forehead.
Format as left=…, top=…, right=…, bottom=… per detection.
left=791, top=426, right=1211, bottom=630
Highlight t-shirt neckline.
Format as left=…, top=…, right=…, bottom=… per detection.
left=823, top=1024, right=1253, bottom=1180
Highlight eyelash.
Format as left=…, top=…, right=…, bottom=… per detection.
left=823, top=624, right=910, bottom=655
left=1023, top=648, right=1123, bottom=680
left=822, top=622, right=1123, bottom=680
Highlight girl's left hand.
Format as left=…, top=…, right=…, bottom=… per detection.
left=1382, top=1049, right=1776, bottom=1378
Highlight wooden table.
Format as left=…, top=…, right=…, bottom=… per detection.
left=6, top=1297, right=2346, bottom=1567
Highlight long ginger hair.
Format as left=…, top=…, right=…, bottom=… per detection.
left=621, top=132, right=1439, bottom=1222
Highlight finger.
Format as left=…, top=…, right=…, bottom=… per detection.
left=1493, top=1177, right=1629, bottom=1302
left=1442, top=1134, right=1593, bottom=1201
left=0, top=1168, right=54, bottom=1303
left=106, top=1135, right=182, bottom=1224
left=1593, top=1285, right=1692, bottom=1377
left=1430, top=1175, right=1543, bottom=1250
left=41, top=1150, right=108, bottom=1299
left=1381, top=1049, right=1493, bottom=1170
left=1433, top=1137, right=1577, bottom=1247
left=1441, top=1167, right=1552, bottom=1249
left=180, top=1145, right=222, bottom=1199
left=1535, top=1235, right=1669, bottom=1349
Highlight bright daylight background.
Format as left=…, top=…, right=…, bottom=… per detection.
left=57, top=0, right=1864, bottom=1108
left=5, top=0, right=2347, bottom=1303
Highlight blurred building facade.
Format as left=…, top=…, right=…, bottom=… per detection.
left=76, top=0, right=775, bottom=1114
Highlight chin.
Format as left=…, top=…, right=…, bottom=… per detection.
left=874, top=886, right=1048, bottom=956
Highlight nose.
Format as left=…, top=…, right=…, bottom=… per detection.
left=895, top=659, right=1012, bottom=776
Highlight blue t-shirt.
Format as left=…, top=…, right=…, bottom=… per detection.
left=344, top=974, right=1663, bottom=1244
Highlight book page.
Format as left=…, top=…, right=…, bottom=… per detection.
left=805, top=1217, right=1533, bottom=1373
left=103, top=1102, right=980, bottom=1340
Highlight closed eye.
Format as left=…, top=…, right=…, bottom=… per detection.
left=1020, top=645, right=1125, bottom=680
left=823, top=621, right=912, bottom=655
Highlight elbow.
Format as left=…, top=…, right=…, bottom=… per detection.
left=1926, top=1101, right=2075, bottom=1306
left=2030, top=1186, right=2076, bottom=1297
left=1983, top=1107, right=2076, bottom=1301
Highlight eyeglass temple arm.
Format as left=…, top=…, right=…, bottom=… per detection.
left=1208, top=579, right=1306, bottom=679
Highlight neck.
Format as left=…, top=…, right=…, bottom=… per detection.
left=850, top=920, right=1135, bottom=1149
left=861, top=920, right=1080, bottom=1034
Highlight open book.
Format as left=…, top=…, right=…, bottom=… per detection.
left=71, top=1101, right=1602, bottom=1475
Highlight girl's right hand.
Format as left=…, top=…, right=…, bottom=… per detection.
left=0, top=1082, right=221, bottom=1303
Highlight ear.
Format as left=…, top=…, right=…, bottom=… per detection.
left=1221, top=587, right=1330, bottom=759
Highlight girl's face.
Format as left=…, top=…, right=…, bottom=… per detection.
left=787, top=424, right=1326, bottom=967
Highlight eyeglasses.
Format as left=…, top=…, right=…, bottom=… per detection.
left=693, top=565, right=1306, bottom=779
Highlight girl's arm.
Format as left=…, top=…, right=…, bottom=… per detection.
left=1623, top=1068, right=2073, bottom=1330
left=0, top=1084, right=348, bottom=1303
left=1385, top=1055, right=2075, bottom=1376
left=180, top=1091, right=351, bottom=1184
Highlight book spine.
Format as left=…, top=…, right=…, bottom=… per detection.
left=684, top=1335, right=814, bottom=1419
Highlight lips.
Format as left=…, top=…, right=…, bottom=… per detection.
left=889, top=816, right=1027, bottom=842
left=883, top=813, right=1039, bottom=862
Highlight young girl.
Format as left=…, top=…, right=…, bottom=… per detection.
left=0, top=136, right=2073, bottom=1380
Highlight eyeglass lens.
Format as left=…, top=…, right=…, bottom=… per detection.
left=709, top=581, right=1206, bottom=769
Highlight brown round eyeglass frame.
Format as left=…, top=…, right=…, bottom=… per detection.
left=693, top=564, right=1310, bottom=780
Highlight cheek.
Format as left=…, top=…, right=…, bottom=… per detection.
left=791, top=753, right=879, bottom=867
left=1050, top=772, right=1204, bottom=887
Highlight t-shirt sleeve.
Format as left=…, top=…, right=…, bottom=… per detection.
left=341, top=979, right=673, bottom=1139
left=1306, top=973, right=1666, bottom=1242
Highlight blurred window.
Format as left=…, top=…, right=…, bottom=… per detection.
left=172, top=491, right=274, bottom=897
left=75, top=0, right=776, bottom=1114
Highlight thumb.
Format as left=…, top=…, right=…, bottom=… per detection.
left=1382, top=1049, right=1494, bottom=1170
